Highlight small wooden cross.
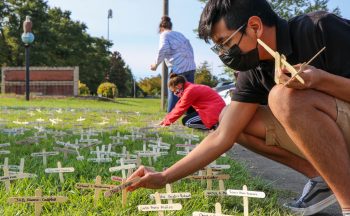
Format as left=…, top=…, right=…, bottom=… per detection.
left=138, top=192, right=182, bottom=216
left=45, top=161, right=74, bottom=184
left=75, top=175, right=115, bottom=205
left=226, top=185, right=266, bottom=216
left=31, top=149, right=59, bottom=167
left=8, top=188, right=68, bottom=216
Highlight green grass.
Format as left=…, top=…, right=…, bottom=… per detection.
left=0, top=96, right=292, bottom=215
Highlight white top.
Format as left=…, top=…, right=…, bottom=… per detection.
left=155, top=30, right=196, bottom=74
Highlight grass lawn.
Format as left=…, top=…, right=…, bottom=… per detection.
left=0, top=96, right=292, bottom=215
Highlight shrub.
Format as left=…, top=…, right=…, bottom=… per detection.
left=97, top=82, right=118, bottom=98
left=79, top=81, right=90, bottom=96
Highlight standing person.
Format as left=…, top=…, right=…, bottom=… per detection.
left=160, top=73, right=226, bottom=130
left=127, top=0, right=350, bottom=215
left=150, top=16, right=196, bottom=112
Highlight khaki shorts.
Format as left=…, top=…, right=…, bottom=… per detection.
left=260, top=98, right=350, bottom=159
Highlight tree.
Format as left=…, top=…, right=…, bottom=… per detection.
left=195, top=61, right=218, bottom=87
left=107, top=51, right=134, bottom=97
left=0, top=0, right=113, bottom=93
left=138, top=75, right=162, bottom=97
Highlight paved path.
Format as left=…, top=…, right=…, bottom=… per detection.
left=227, top=144, right=342, bottom=216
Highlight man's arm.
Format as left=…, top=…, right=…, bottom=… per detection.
left=283, top=65, right=350, bottom=103
left=127, top=102, right=259, bottom=190
left=314, top=70, right=350, bottom=103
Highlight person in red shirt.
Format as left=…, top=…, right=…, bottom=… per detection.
left=160, top=73, right=226, bottom=130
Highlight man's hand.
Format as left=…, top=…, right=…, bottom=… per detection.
left=126, top=166, right=167, bottom=191
left=150, top=64, right=157, bottom=71
left=280, top=64, right=323, bottom=89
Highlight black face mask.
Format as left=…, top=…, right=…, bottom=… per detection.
left=219, top=42, right=260, bottom=71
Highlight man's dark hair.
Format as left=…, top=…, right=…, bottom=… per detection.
left=198, top=0, right=278, bottom=43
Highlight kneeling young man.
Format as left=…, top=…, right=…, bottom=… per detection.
left=128, top=0, right=350, bottom=215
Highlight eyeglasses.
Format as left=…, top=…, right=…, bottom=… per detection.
left=211, top=24, right=246, bottom=55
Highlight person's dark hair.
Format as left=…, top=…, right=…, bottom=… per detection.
left=168, top=73, right=186, bottom=89
left=159, top=16, right=173, bottom=33
left=198, top=0, right=278, bottom=43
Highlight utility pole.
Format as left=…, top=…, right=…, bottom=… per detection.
left=133, top=76, right=136, bottom=98
left=161, top=0, right=169, bottom=111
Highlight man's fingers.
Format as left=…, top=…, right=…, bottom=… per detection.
left=127, top=166, right=146, bottom=181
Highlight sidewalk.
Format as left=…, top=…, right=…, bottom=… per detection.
left=227, top=144, right=342, bottom=216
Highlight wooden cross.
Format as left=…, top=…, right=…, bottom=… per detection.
left=0, top=142, right=10, bottom=148
left=149, top=184, right=191, bottom=204
left=257, top=39, right=305, bottom=85
left=226, top=185, right=266, bottom=216
left=136, top=144, right=160, bottom=166
left=53, top=146, right=76, bottom=160
left=45, top=161, right=74, bottom=184
left=87, top=146, right=112, bottom=163
left=8, top=188, right=68, bottom=216
left=1, top=166, right=36, bottom=192
left=138, top=192, right=182, bottom=216
left=109, top=132, right=127, bottom=145
left=187, top=168, right=230, bottom=190
left=104, top=177, right=141, bottom=197
left=31, top=149, right=59, bottom=167
left=109, top=158, right=136, bottom=179
left=193, top=202, right=232, bottom=216
left=75, top=175, right=115, bottom=205
left=1, top=158, right=25, bottom=175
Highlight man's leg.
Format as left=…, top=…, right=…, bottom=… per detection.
left=268, top=85, right=350, bottom=209
left=236, top=107, right=318, bottom=178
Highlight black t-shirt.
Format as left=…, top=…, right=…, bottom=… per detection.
left=232, top=11, right=350, bottom=105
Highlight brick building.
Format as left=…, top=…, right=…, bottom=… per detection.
left=1, top=67, right=79, bottom=96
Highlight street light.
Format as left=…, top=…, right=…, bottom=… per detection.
left=21, top=16, right=35, bottom=101
left=107, top=9, right=113, bottom=41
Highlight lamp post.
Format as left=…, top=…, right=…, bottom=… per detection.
left=21, top=16, right=35, bottom=101
left=107, top=9, right=113, bottom=41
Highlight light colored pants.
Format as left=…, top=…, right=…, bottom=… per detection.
left=260, top=98, right=350, bottom=159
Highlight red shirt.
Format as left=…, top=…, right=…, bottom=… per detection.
left=163, top=82, right=226, bottom=129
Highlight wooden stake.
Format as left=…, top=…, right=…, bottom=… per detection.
left=192, top=202, right=232, bottom=216
left=206, top=168, right=212, bottom=190
left=155, top=192, right=164, bottom=216
left=35, top=188, right=42, bottom=216
left=243, top=185, right=249, bottom=216
left=3, top=166, right=10, bottom=191
left=122, top=179, right=127, bottom=208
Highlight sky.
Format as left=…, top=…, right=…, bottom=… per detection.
left=46, top=0, right=350, bottom=80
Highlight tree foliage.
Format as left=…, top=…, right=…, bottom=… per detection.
left=0, top=0, right=135, bottom=95
left=107, top=51, right=134, bottom=97
left=195, top=61, right=218, bottom=87
left=138, top=75, right=161, bottom=97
